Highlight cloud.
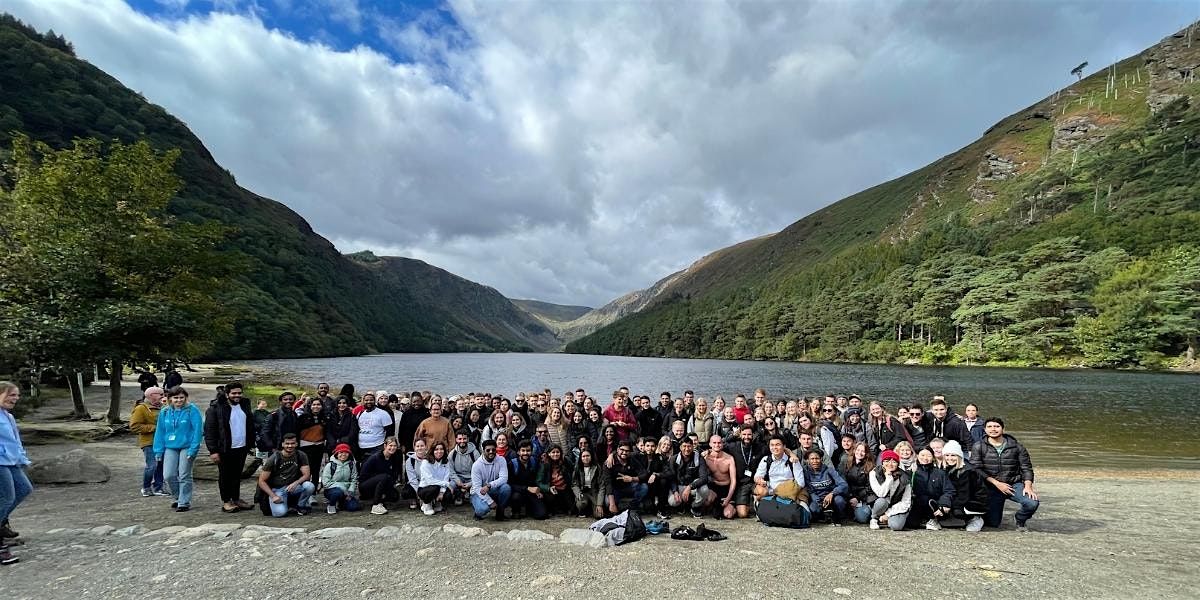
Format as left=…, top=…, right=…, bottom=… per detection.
left=4, top=0, right=1195, bottom=307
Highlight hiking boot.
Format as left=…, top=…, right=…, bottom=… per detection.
left=869, top=518, right=880, bottom=530
left=141, top=488, right=153, bottom=498
left=925, top=519, right=942, bottom=531
left=370, top=503, right=388, bottom=515
left=966, top=516, right=984, bottom=532
left=1015, top=518, right=1029, bottom=533
left=327, top=504, right=338, bottom=515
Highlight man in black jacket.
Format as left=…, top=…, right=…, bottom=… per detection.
left=395, top=396, right=429, bottom=454
left=668, top=438, right=712, bottom=517
left=969, top=417, right=1040, bottom=531
left=636, top=397, right=664, bottom=440
left=204, top=381, right=255, bottom=512
left=929, top=397, right=972, bottom=451
left=263, top=392, right=299, bottom=453
left=606, top=442, right=648, bottom=513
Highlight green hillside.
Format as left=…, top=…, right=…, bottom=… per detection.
left=569, top=23, right=1200, bottom=369
left=0, top=16, right=557, bottom=358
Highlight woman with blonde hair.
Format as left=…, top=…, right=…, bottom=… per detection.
left=543, top=405, right=568, bottom=448
left=687, top=398, right=714, bottom=444
left=0, top=382, right=32, bottom=564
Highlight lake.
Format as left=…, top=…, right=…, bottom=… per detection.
left=241, top=353, right=1200, bottom=470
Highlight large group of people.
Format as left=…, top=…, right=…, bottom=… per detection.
left=0, top=379, right=1042, bottom=566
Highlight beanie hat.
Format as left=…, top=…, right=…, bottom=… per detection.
left=942, top=440, right=964, bottom=460
left=880, top=450, right=901, bottom=463
left=333, top=443, right=352, bottom=456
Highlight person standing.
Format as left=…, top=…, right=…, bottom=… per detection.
left=137, top=369, right=158, bottom=392
left=969, top=417, right=1040, bottom=531
left=153, top=386, right=203, bottom=512
left=355, top=393, right=393, bottom=462
left=130, top=386, right=167, bottom=497
left=1, top=382, right=32, bottom=565
left=602, top=392, right=637, bottom=442
left=262, top=391, right=299, bottom=453
left=413, top=401, right=454, bottom=453
left=204, top=381, right=256, bottom=513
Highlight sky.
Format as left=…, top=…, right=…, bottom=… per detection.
left=6, top=0, right=1199, bottom=307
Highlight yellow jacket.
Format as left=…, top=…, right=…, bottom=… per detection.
left=130, top=403, right=161, bottom=448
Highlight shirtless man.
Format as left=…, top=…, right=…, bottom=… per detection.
left=704, top=435, right=737, bottom=519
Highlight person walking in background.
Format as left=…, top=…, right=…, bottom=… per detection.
left=0, top=382, right=32, bottom=565
left=130, top=386, right=167, bottom=497
left=204, top=381, right=256, bottom=513
left=136, top=369, right=158, bottom=392
left=153, top=386, right=203, bottom=513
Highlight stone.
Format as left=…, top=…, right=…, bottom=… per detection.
left=113, top=525, right=146, bottom=537
left=88, top=525, right=115, bottom=536
left=243, top=525, right=307, bottom=535
left=506, top=529, right=554, bottom=542
left=45, top=528, right=66, bottom=535
left=309, top=527, right=367, bottom=539
left=190, top=523, right=243, bottom=533
left=151, top=574, right=168, bottom=583
left=143, top=526, right=187, bottom=537
left=442, top=523, right=486, bottom=538
left=374, top=526, right=402, bottom=538
left=415, top=548, right=433, bottom=557
left=558, top=528, right=607, bottom=548
left=833, top=588, right=852, bottom=596
left=211, top=531, right=232, bottom=539
left=28, top=449, right=111, bottom=484
left=360, top=589, right=377, bottom=597
left=248, top=549, right=264, bottom=558
left=531, top=575, right=565, bottom=587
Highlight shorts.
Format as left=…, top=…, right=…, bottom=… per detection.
left=733, top=481, right=753, bottom=506
left=710, top=483, right=731, bottom=503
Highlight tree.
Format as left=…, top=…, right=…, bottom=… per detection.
left=1071, top=61, right=1088, bottom=80
left=0, top=136, right=231, bottom=421
left=1153, top=245, right=1200, bottom=364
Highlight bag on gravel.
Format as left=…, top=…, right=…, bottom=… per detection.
left=757, top=494, right=810, bottom=529
left=589, top=509, right=647, bottom=546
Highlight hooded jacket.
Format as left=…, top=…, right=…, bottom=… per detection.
left=803, top=463, right=848, bottom=502
left=669, top=451, right=710, bottom=490
left=321, top=456, right=359, bottom=495
left=470, top=455, right=509, bottom=496
left=911, top=462, right=955, bottom=510
left=969, top=434, right=1035, bottom=484
left=152, top=403, right=204, bottom=459
left=405, top=451, right=427, bottom=492
left=944, top=463, right=987, bottom=514
left=930, top=409, right=972, bottom=449
left=571, top=460, right=610, bottom=500
left=418, top=458, right=461, bottom=491
left=359, top=449, right=403, bottom=482
left=448, top=443, right=480, bottom=483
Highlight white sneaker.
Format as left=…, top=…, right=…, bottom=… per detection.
left=141, top=488, right=152, bottom=498
left=371, top=504, right=388, bottom=515
left=421, top=503, right=435, bottom=516
left=326, top=504, right=337, bottom=515
left=869, top=518, right=880, bottom=530
left=966, top=516, right=984, bottom=532
left=925, top=519, right=942, bottom=531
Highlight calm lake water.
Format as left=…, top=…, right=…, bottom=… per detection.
left=242, top=353, right=1200, bottom=470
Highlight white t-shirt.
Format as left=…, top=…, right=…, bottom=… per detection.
left=229, top=406, right=247, bottom=449
left=357, top=408, right=393, bottom=449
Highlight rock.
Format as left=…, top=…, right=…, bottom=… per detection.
left=88, top=525, right=115, bottom=536
left=558, top=528, right=607, bottom=548
left=1051, top=115, right=1106, bottom=152
left=113, top=525, right=146, bottom=537
left=248, top=549, right=263, bottom=558
left=415, top=548, right=433, bottom=557
left=360, top=589, right=376, bottom=597
left=143, top=526, right=187, bottom=537
left=506, top=529, right=554, bottom=542
left=190, top=523, right=243, bottom=533
left=443, top=523, right=486, bottom=538
left=151, top=574, right=168, bottom=583
left=243, top=525, right=306, bottom=535
left=211, top=531, right=232, bottom=539
left=28, top=449, right=111, bottom=484
left=45, top=528, right=65, bottom=535
left=374, top=526, right=402, bottom=538
left=309, top=527, right=366, bottom=539
left=833, top=588, right=852, bottom=596
left=531, top=575, right=564, bottom=587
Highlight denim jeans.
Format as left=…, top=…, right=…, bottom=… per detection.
left=471, top=483, right=511, bottom=517
left=161, top=449, right=195, bottom=507
left=869, top=497, right=907, bottom=530
left=985, top=481, right=1039, bottom=527
left=0, top=465, right=33, bottom=523
left=141, top=445, right=164, bottom=491
left=324, top=486, right=361, bottom=511
left=809, top=494, right=847, bottom=521
left=613, top=483, right=648, bottom=508
left=269, top=482, right=316, bottom=517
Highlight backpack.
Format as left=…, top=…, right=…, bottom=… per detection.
left=588, top=509, right=647, bottom=546
left=757, top=495, right=811, bottom=529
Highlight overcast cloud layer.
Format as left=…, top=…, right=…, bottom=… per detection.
left=6, top=0, right=1196, bottom=306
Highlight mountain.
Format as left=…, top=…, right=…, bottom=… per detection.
left=0, top=16, right=558, bottom=357
left=569, top=22, right=1200, bottom=369
left=510, top=299, right=592, bottom=324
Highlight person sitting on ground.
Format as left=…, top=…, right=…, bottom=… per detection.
left=321, top=443, right=360, bottom=514
left=941, top=440, right=987, bottom=531
left=509, top=440, right=546, bottom=519
left=153, top=386, right=204, bottom=513
left=572, top=448, right=610, bottom=518
left=867, top=450, right=911, bottom=531
left=358, top=436, right=402, bottom=515
left=802, top=449, right=848, bottom=525
left=668, top=437, right=712, bottom=517
left=130, top=386, right=166, bottom=497
left=470, top=439, right=511, bottom=521
left=404, top=438, right=428, bottom=510
left=537, top=444, right=575, bottom=516
left=728, top=426, right=765, bottom=518
left=753, top=435, right=804, bottom=503
left=908, top=446, right=955, bottom=531
left=969, top=417, right=1039, bottom=531
left=448, top=432, right=479, bottom=505
left=843, top=442, right=877, bottom=525
left=703, top=435, right=738, bottom=519
left=257, top=433, right=315, bottom=517
left=606, top=442, right=648, bottom=514
left=417, top=442, right=459, bottom=516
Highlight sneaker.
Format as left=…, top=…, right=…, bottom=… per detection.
left=141, top=488, right=153, bottom=497
left=966, top=516, right=984, bottom=532
left=370, top=504, right=388, bottom=515
left=656, top=511, right=668, bottom=520
left=175, top=505, right=190, bottom=513
left=925, top=519, right=942, bottom=531
left=869, top=518, right=880, bottom=530
left=0, top=548, right=17, bottom=566
left=690, top=508, right=703, bottom=518
left=421, top=503, right=435, bottom=516
left=327, top=504, right=338, bottom=515
left=170, top=502, right=178, bottom=509
left=1, top=520, right=18, bottom=539
left=453, top=497, right=463, bottom=506
left=296, top=507, right=311, bottom=516
left=1015, top=519, right=1029, bottom=533
left=152, top=489, right=171, bottom=497
left=408, top=500, right=417, bottom=510
left=433, top=501, right=444, bottom=513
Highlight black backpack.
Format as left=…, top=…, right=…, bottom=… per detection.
left=757, top=495, right=811, bottom=528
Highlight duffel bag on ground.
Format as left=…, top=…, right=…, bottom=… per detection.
left=757, top=494, right=810, bottom=528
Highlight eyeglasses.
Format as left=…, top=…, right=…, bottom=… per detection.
left=536, top=430, right=548, bottom=434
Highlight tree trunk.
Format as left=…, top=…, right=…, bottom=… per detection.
left=1188, top=336, right=1197, bottom=365
left=67, top=369, right=91, bottom=419
left=106, top=357, right=124, bottom=424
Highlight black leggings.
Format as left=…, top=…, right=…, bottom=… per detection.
left=360, top=474, right=398, bottom=504
left=417, top=485, right=444, bottom=503
left=300, top=445, right=325, bottom=483
left=217, top=447, right=248, bottom=502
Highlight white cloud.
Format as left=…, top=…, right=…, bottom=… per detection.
left=4, top=0, right=1195, bottom=307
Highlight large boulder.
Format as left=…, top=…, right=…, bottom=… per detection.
left=28, top=449, right=111, bottom=484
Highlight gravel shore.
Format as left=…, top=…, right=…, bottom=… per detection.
left=3, top=439, right=1197, bottom=599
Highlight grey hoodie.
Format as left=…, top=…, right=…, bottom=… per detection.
left=448, top=442, right=480, bottom=484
